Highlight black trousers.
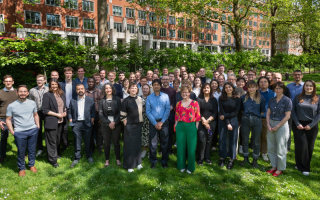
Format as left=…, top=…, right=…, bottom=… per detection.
left=212, top=119, right=219, bottom=148
left=90, top=113, right=103, bottom=152
left=62, top=108, right=71, bottom=148
left=0, top=118, right=14, bottom=158
left=73, top=121, right=92, bottom=160
left=37, top=111, right=45, bottom=151
left=45, top=123, right=63, bottom=165
left=101, top=123, right=121, bottom=160
left=293, top=120, right=318, bottom=172
left=197, top=120, right=217, bottom=161
left=149, top=120, right=169, bottom=164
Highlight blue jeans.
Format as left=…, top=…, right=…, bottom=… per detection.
left=0, top=118, right=14, bottom=158
left=14, top=127, right=38, bottom=171
left=241, top=115, right=262, bottom=159
left=218, top=116, right=238, bottom=160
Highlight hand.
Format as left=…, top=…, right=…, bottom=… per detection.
left=109, top=121, right=116, bottom=129
left=271, top=125, right=279, bottom=132
left=205, top=124, right=210, bottom=130
left=123, top=120, right=127, bottom=126
left=0, top=121, right=6, bottom=130
left=91, top=118, right=95, bottom=125
left=227, top=124, right=233, bottom=130
left=170, top=106, right=173, bottom=111
left=267, top=125, right=273, bottom=132
left=69, top=119, right=73, bottom=123
left=37, top=126, right=40, bottom=129
left=155, top=122, right=163, bottom=130
left=297, top=124, right=304, bottom=130
left=304, top=125, right=311, bottom=130
left=56, top=113, right=63, bottom=118
left=61, top=112, right=67, bottom=117
left=11, top=131, right=14, bottom=136
left=220, top=115, right=224, bottom=120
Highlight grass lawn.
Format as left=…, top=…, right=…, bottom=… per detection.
left=0, top=127, right=320, bottom=200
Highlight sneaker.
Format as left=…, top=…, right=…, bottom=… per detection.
left=197, top=160, right=203, bottom=166
left=88, top=157, right=94, bottom=163
left=239, top=145, right=243, bottom=154
left=204, top=159, right=212, bottom=164
left=227, top=161, right=234, bottom=170
left=36, top=150, right=43, bottom=157
left=180, top=169, right=186, bottom=173
left=186, top=170, right=192, bottom=174
left=218, top=159, right=224, bottom=167
left=211, top=147, right=216, bottom=151
left=141, top=150, right=147, bottom=158
left=128, top=169, right=134, bottom=173
left=70, top=160, right=79, bottom=168
left=262, top=154, right=269, bottom=162
left=174, top=142, right=177, bottom=148
left=137, top=164, right=143, bottom=170
left=302, top=171, right=310, bottom=176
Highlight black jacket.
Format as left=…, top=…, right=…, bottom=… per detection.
left=42, top=92, right=66, bottom=129
left=60, top=80, right=78, bottom=100
left=99, top=96, right=121, bottom=126
left=68, top=96, right=95, bottom=127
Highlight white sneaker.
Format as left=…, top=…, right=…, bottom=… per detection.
left=211, top=147, right=216, bottom=151
left=302, top=172, right=310, bottom=176
left=262, top=154, right=269, bottom=162
left=295, top=166, right=298, bottom=170
left=141, top=150, right=147, bottom=158
left=174, top=142, right=177, bottom=148
left=36, top=150, right=43, bottom=157
left=239, top=145, right=243, bottom=154
left=186, top=170, right=192, bottom=174
left=180, top=169, right=186, bottom=173
left=128, top=169, right=134, bottom=173
left=137, top=164, right=143, bottom=170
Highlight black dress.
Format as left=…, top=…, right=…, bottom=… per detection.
left=120, top=95, right=144, bottom=169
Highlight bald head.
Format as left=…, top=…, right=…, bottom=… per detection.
left=272, top=73, right=282, bottom=83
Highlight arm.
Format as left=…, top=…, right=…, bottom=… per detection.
left=43, top=94, right=62, bottom=118
left=266, top=108, right=272, bottom=132
left=67, top=101, right=73, bottom=121
left=224, top=98, right=240, bottom=120
left=260, top=96, right=266, bottom=116
left=271, top=111, right=291, bottom=132
left=210, top=98, right=218, bottom=121
left=120, top=99, right=127, bottom=125
left=291, top=96, right=301, bottom=126
left=307, top=97, right=320, bottom=129
left=6, top=116, right=14, bottom=135
left=90, top=99, right=95, bottom=124
left=146, top=97, right=157, bottom=126
left=99, top=99, right=110, bottom=124
left=34, top=112, right=40, bottom=128
left=113, top=97, right=121, bottom=124
left=161, top=96, right=171, bottom=124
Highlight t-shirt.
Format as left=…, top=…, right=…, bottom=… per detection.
left=6, top=99, right=37, bottom=132
left=65, top=82, right=73, bottom=108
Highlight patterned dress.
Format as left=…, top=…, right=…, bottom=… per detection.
left=141, top=95, right=149, bottom=146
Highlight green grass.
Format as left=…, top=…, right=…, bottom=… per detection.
left=0, top=128, right=320, bottom=200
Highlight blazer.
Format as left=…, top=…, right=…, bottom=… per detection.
left=60, top=80, right=78, bottom=100
left=68, top=96, right=95, bottom=127
left=42, top=92, right=67, bottom=129
left=99, top=96, right=121, bottom=126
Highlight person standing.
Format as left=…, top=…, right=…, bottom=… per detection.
left=176, top=79, right=197, bottom=102
left=129, top=73, right=136, bottom=84
left=69, top=84, right=95, bottom=167
left=147, top=79, right=171, bottom=169
left=169, top=73, right=175, bottom=88
left=140, top=84, right=151, bottom=158
left=153, top=68, right=160, bottom=77
left=138, top=76, right=154, bottom=96
left=120, top=83, right=144, bottom=172
left=74, top=66, right=88, bottom=89
left=135, top=71, right=142, bottom=88
left=238, top=69, right=246, bottom=78
left=162, top=68, right=169, bottom=78
left=45, top=71, right=59, bottom=87
left=85, top=77, right=103, bottom=155
left=292, top=80, right=320, bottom=176
left=210, top=79, right=221, bottom=151
left=100, top=69, right=109, bottom=85
left=117, top=71, right=125, bottom=87
left=42, top=79, right=67, bottom=168
left=93, top=73, right=103, bottom=90
left=99, top=83, right=122, bottom=167
left=122, top=78, right=130, bottom=99
left=29, top=74, right=49, bottom=157
left=217, top=64, right=228, bottom=80
left=266, top=82, right=292, bottom=177
left=107, top=71, right=123, bottom=99
left=0, top=75, right=18, bottom=164
left=193, top=77, right=202, bottom=97
left=146, top=70, right=153, bottom=85
left=174, top=69, right=181, bottom=81
left=199, top=68, right=211, bottom=84
left=218, top=74, right=225, bottom=91
left=175, top=86, right=201, bottom=173
left=6, top=85, right=40, bottom=177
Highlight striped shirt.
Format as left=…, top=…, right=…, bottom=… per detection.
left=29, top=86, right=49, bottom=110
left=85, top=88, right=103, bottom=112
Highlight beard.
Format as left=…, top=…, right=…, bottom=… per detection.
left=18, top=95, right=27, bottom=100
left=78, top=91, right=84, bottom=96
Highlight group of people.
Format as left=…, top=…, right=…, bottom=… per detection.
left=0, top=65, right=319, bottom=177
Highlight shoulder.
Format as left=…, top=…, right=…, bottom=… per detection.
left=86, top=96, right=94, bottom=101
left=43, top=92, right=52, bottom=98
left=8, top=100, right=18, bottom=108
left=260, top=95, right=266, bottom=101
left=240, top=94, right=246, bottom=100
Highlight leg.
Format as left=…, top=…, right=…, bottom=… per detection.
left=112, top=124, right=122, bottom=160
left=293, top=122, right=307, bottom=171
left=159, top=120, right=169, bottom=164
left=44, top=128, right=58, bottom=164
left=101, top=124, right=112, bottom=160
left=95, top=118, right=103, bottom=152
left=62, top=114, right=70, bottom=149
left=73, top=122, right=83, bottom=160
left=212, top=119, right=219, bottom=149
left=36, top=111, right=44, bottom=151
left=287, top=117, right=292, bottom=151
left=83, top=123, right=93, bottom=159
left=27, top=128, right=38, bottom=168
left=260, top=118, right=268, bottom=154
left=204, top=121, right=216, bottom=160
left=218, top=120, right=228, bottom=159
left=241, top=117, right=250, bottom=158
left=0, top=118, right=10, bottom=159
left=267, top=125, right=277, bottom=168
left=197, top=123, right=207, bottom=161
left=186, top=122, right=198, bottom=172
left=305, top=125, right=318, bottom=172
left=90, top=122, right=96, bottom=152
left=14, top=131, right=28, bottom=171
left=149, top=123, right=159, bottom=164
left=176, top=122, right=187, bottom=170
left=228, top=118, right=239, bottom=160
left=251, top=117, right=262, bottom=159
left=168, top=113, right=175, bottom=152
left=275, top=122, right=288, bottom=171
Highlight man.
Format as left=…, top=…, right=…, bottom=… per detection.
left=227, top=70, right=234, bottom=75
left=93, top=73, right=103, bottom=90
left=146, top=70, right=153, bottom=85
left=74, top=66, right=88, bottom=89
left=218, top=74, right=225, bottom=90
left=269, top=73, right=291, bottom=98
left=195, top=71, right=200, bottom=77
left=100, top=69, right=109, bottom=85
left=86, top=77, right=104, bottom=155
left=6, top=85, right=40, bottom=176
left=180, top=66, right=187, bottom=74
left=213, top=70, right=220, bottom=80
left=135, top=71, right=141, bottom=88
left=45, top=71, right=59, bottom=86
left=161, top=68, right=169, bottom=78
left=0, top=75, right=18, bottom=164
left=199, top=68, right=211, bottom=84
left=238, top=69, right=245, bottom=78
left=146, top=79, right=171, bottom=169
left=174, top=69, right=181, bottom=81
left=160, top=75, right=176, bottom=154
left=227, top=74, right=245, bottom=96
left=60, top=67, right=78, bottom=151
left=168, top=72, right=175, bottom=88
left=138, top=76, right=154, bottom=96
left=258, top=76, right=275, bottom=162
left=243, top=70, right=257, bottom=91
left=117, top=71, right=125, bottom=87
left=153, top=68, right=160, bottom=76
left=108, top=71, right=123, bottom=99
left=29, top=74, right=49, bottom=157
left=129, top=72, right=136, bottom=83
left=176, top=79, right=197, bottom=102
left=68, top=84, right=95, bottom=167
left=217, top=64, right=228, bottom=80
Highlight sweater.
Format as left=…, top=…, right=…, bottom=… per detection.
left=0, top=89, right=18, bottom=118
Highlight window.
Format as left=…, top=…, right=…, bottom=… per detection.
left=114, top=23, right=122, bottom=32
left=169, top=43, right=175, bottom=49
left=187, top=44, right=192, bottom=50
left=178, top=18, right=184, bottom=26
left=213, top=34, right=218, bottom=41
left=153, top=42, right=157, bottom=50
left=178, top=30, right=184, bottom=39
left=82, top=1, right=94, bottom=12
left=262, top=50, right=265, bottom=54
left=149, top=12, right=156, bottom=21
left=253, top=39, right=256, bottom=46
left=150, top=27, right=157, bottom=36
left=199, top=32, right=204, bottom=40
left=260, top=14, right=263, bottom=19
left=85, top=37, right=95, bottom=45
left=222, top=25, right=226, bottom=32
left=267, top=33, right=270, bottom=37
left=65, top=0, right=78, bottom=9
left=26, top=32, right=41, bottom=38
left=186, top=31, right=192, bottom=40
left=127, top=24, right=135, bottom=33
left=160, top=42, right=166, bottom=49
left=139, top=26, right=146, bottom=35
left=169, top=16, right=175, bottom=24
left=254, top=21, right=257, bottom=27
left=160, top=28, right=166, bottom=37
left=259, top=32, right=262, bottom=37
left=259, top=40, right=262, bottom=45
left=0, top=14, right=5, bottom=32
left=46, top=14, right=60, bottom=26
left=254, top=13, right=257, bottom=18
left=243, top=38, right=247, bottom=46
left=205, top=46, right=211, bottom=52
left=25, top=11, right=41, bottom=25
left=253, top=31, right=256, bottom=37
left=228, top=37, right=231, bottom=44
left=186, top=19, right=192, bottom=27
left=27, top=0, right=40, bottom=3
left=198, top=20, right=204, bottom=28
left=113, top=6, right=122, bottom=16
left=267, top=41, right=270, bottom=46
left=228, top=16, right=232, bottom=21
left=249, top=20, right=252, bottom=26
left=83, top=18, right=94, bottom=30
left=213, top=23, right=218, bottom=30
left=266, top=50, right=269, bottom=55
left=198, top=46, right=204, bottom=52
left=244, top=29, right=247, bottom=35
left=249, top=30, right=252, bottom=36
left=67, top=35, right=79, bottom=45
left=222, top=14, right=226, bottom=21
left=206, top=33, right=211, bottom=41
left=263, top=41, right=266, bottom=45
left=206, top=22, right=211, bottom=29
left=138, top=10, right=146, bottom=20
left=126, top=8, right=134, bottom=18
left=221, top=36, right=225, bottom=44
left=160, top=16, right=167, bottom=23
left=169, top=29, right=175, bottom=38
left=260, top=22, right=263, bottom=27
left=46, top=0, right=59, bottom=6
left=178, top=44, right=184, bottom=48
left=249, top=39, right=252, bottom=46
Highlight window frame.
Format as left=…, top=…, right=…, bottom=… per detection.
left=126, top=8, right=135, bottom=18
left=114, top=22, right=122, bottom=32
left=46, top=13, right=61, bottom=27
left=65, top=15, right=79, bottom=29
left=83, top=18, right=95, bottom=30
left=82, top=0, right=94, bottom=12
left=84, top=37, right=95, bottom=46
left=178, top=30, right=184, bottom=39
left=64, top=0, right=78, bottom=10
left=138, top=10, right=146, bottom=20
left=159, top=28, right=167, bottom=37
left=45, top=0, right=60, bottom=6
left=127, top=24, right=135, bottom=33
left=25, top=10, right=41, bottom=25
left=113, top=5, right=123, bottom=16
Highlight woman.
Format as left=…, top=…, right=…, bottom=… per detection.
left=197, top=83, right=218, bottom=165
left=193, top=77, right=202, bottom=97
left=152, top=74, right=159, bottom=80
left=242, top=75, right=248, bottom=83
left=182, top=71, right=189, bottom=81
left=140, top=84, right=151, bottom=158
left=259, top=70, right=266, bottom=77
left=175, top=86, right=201, bottom=173
left=266, top=82, right=292, bottom=177
left=240, top=81, right=266, bottom=168
left=210, top=79, right=221, bottom=151
left=266, top=71, right=273, bottom=82
left=292, top=80, right=320, bottom=176
left=218, top=82, right=240, bottom=170
left=188, top=73, right=195, bottom=87
left=42, top=79, right=66, bottom=168
left=99, top=83, right=122, bottom=167
left=120, top=83, right=144, bottom=172
left=173, top=79, right=180, bottom=93
left=122, top=78, right=130, bottom=99
left=217, top=74, right=225, bottom=91
left=236, top=77, right=246, bottom=90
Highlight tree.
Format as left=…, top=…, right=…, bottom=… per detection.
left=98, top=0, right=109, bottom=47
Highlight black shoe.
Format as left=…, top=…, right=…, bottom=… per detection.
left=98, top=150, right=103, bottom=155
left=53, top=163, right=59, bottom=168
left=252, top=158, right=258, bottom=168
left=240, top=156, right=250, bottom=167
left=204, top=159, right=212, bottom=164
left=151, top=163, right=156, bottom=169
left=227, top=161, right=234, bottom=169
left=162, top=163, right=168, bottom=168
left=218, top=159, right=224, bottom=167
left=0, top=157, right=4, bottom=164
left=197, top=160, right=203, bottom=166
left=169, top=150, right=174, bottom=155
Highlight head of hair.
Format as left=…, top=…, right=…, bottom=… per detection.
left=76, top=84, right=85, bottom=89
left=108, top=71, right=116, bottom=76
left=217, top=64, right=225, bottom=70
left=154, top=68, right=159, bottom=71
left=181, top=79, right=192, bottom=86
left=227, top=69, right=234, bottom=73
left=180, top=85, right=192, bottom=93
left=260, top=69, right=266, bottom=74
left=213, top=70, right=219, bottom=74
left=198, top=83, right=213, bottom=99
left=173, top=78, right=180, bottom=85
left=99, top=69, right=106, bottom=73
left=87, top=77, right=95, bottom=82
left=118, top=71, right=125, bottom=75
left=17, top=85, right=28, bottom=92
left=220, top=82, right=238, bottom=101
left=64, top=67, right=73, bottom=72
left=36, top=74, right=45, bottom=79
left=49, top=78, right=64, bottom=96
left=3, top=75, right=13, bottom=81
left=142, top=84, right=151, bottom=96
left=227, top=74, right=236, bottom=80
left=93, top=72, right=100, bottom=77
left=140, top=76, right=147, bottom=81
left=102, top=83, right=116, bottom=96
left=193, top=77, right=202, bottom=87
left=238, top=68, right=245, bottom=74
left=77, top=66, right=85, bottom=72
left=163, top=67, right=168, bottom=71
left=128, top=82, right=138, bottom=95
left=123, top=78, right=129, bottom=85
left=273, top=81, right=286, bottom=91
left=247, top=69, right=256, bottom=75
left=298, top=80, right=319, bottom=104
left=257, top=76, right=271, bottom=87
left=244, top=80, right=261, bottom=104
left=174, top=68, right=180, bottom=73
left=294, top=70, right=302, bottom=74
left=135, top=70, right=141, bottom=75
left=51, top=71, right=59, bottom=75
left=189, top=73, right=195, bottom=78
left=152, top=79, right=161, bottom=86
left=210, top=79, right=221, bottom=94
left=168, top=72, right=174, bottom=76
left=236, top=77, right=246, bottom=83
left=218, top=74, right=225, bottom=80
left=266, top=71, right=273, bottom=77
left=129, top=72, right=136, bottom=77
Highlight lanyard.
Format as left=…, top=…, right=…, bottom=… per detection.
left=36, top=87, right=46, bottom=109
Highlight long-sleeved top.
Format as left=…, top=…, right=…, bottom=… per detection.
left=175, top=100, right=201, bottom=122
left=176, top=91, right=197, bottom=102
left=193, top=87, right=201, bottom=97
left=113, top=83, right=123, bottom=99
left=29, top=86, right=49, bottom=111
left=291, top=95, right=320, bottom=128
left=219, top=97, right=241, bottom=125
left=99, top=95, right=121, bottom=126
left=146, top=92, right=171, bottom=126
left=268, top=95, right=292, bottom=121
left=85, top=88, right=103, bottom=112
left=286, top=82, right=304, bottom=101
left=240, top=95, right=266, bottom=118
left=120, top=95, right=143, bottom=124
left=260, top=88, right=275, bottom=118
left=160, top=87, right=176, bottom=114
left=74, top=77, right=88, bottom=89
left=197, top=97, right=218, bottom=120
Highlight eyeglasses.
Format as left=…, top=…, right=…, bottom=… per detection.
left=274, top=88, right=283, bottom=90
left=247, top=74, right=255, bottom=76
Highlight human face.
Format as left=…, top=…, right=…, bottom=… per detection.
left=243, top=75, right=248, bottom=82
left=174, top=70, right=180, bottom=78
left=36, top=77, right=45, bottom=87
left=258, top=78, right=269, bottom=90
left=248, top=85, right=258, bottom=95
left=107, top=73, right=115, bottom=82
left=136, top=72, right=141, bottom=81
left=51, top=82, right=59, bottom=91
left=123, top=80, right=129, bottom=88
left=76, top=85, right=85, bottom=97
left=182, top=72, right=188, bottom=80
left=119, top=73, right=125, bottom=81
left=259, top=71, right=266, bottom=77
left=200, top=68, right=206, bottom=77
left=218, top=66, right=225, bottom=73
left=236, top=79, right=245, bottom=88
left=153, top=82, right=161, bottom=92
left=266, top=73, right=272, bottom=81
left=180, top=66, right=186, bottom=73
left=154, top=69, right=159, bottom=76
left=211, top=81, right=218, bottom=90
left=181, top=82, right=189, bottom=87
left=64, top=70, right=73, bottom=80
left=195, top=72, right=200, bottom=77
left=304, top=82, right=313, bottom=94
left=153, top=74, right=159, bottom=80
left=51, top=72, right=59, bottom=79
left=173, top=82, right=180, bottom=90
left=227, top=71, right=234, bottom=75
left=147, top=71, right=153, bottom=80
left=274, top=86, right=284, bottom=96
left=203, top=85, right=210, bottom=95
left=188, top=74, right=194, bottom=82
left=100, top=70, right=106, bottom=80
left=3, top=78, right=14, bottom=89
left=272, top=73, right=282, bottom=83
left=140, top=78, right=147, bottom=86
left=238, top=70, right=245, bottom=77
left=87, top=79, right=95, bottom=88
left=169, top=74, right=174, bottom=82
left=129, top=85, right=138, bottom=95
left=161, top=76, right=169, bottom=87
left=94, top=75, right=101, bottom=83
left=225, top=84, right=233, bottom=95
left=247, top=72, right=256, bottom=81
left=218, top=76, right=225, bottom=87
left=181, top=89, right=190, bottom=100
left=293, top=72, right=303, bottom=82
left=194, top=78, right=201, bottom=87
left=17, top=87, right=29, bottom=100
left=214, top=72, right=220, bottom=80
left=129, top=75, right=136, bottom=83
left=142, top=85, right=150, bottom=96
left=105, top=84, right=113, bottom=95
left=227, top=76, right=236, bottom=85
left=163, top=68, right=168, bottom=76
left=77, top=68, right=85, bottom=78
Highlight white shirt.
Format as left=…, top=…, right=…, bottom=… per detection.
left=100, top=79, right=109, bottom=85
left=223, top=73, right=228, bottom=81
left=65, top=82, right=73, bottom=108
left=193, top=87, right=201, bottom=97
left=77, top=95, right=85, bottom=120
left=213, top=91, right=222, bottom=111
left=122, top=88, right=130, bottom=99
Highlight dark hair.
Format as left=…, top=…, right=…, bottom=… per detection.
left=87, top=77, right=95, bottom=83
left=294, top=70, right=302, bottom=74
left=128, top=82, right=138, bottom=95
left=236, top=77, right=246, bottom=83
left=298, top=80, right=319, bottom=104
left=273, top=82, right=286, bottom=91
left=238, top=68, right=245, bottom=74
left=180, top=85, right=192, bottom=93
left=76, top=84, right=85, bottom=89
left=154, top=68, right=159, bottom=71
left=198, top=83, right=213, bottom=99
left=49, top=78, right=64, bottom=96
left=152, top=79, right=161, bottom=86
left=77, top=66, right=85, bottom=72
left=99, top=69, right=107, bottom=73
left=244, top=81, right=261, bottom=103
left=140, top=76, right=147, bottom=81
left=102, top=83, right=116, bottom=96
left=220, top=82, right=238, bottom=101
left=217, top=64, right=225, bottom=69
left=258, top=76, right=271, bottom=87
left=210, top=79, right=221, bottom=94
left=17, top=85, right=28, bottom=92
left=118, top=71, right=125, bottom=75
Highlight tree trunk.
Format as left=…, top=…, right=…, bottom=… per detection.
left=233, top=1, right=242, bottom=52
left=98, top=0, right=109, bottom=47
left=234, top=27, right=242, bottom=52
left=270, top=23, right=277, bottom=57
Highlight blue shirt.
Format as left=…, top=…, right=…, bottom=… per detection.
left=240, top=95, right=266, bottom=118
left=74, top=77, right=88, bottom=89
left=268, top=95, right=292, bottom=121
left=260, top=88, right=275, bottom=118
left=146, top=92, right=171, bottom=126
left=286, top=82, right=304, bottom=101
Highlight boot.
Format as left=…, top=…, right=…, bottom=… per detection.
left=240, top=156, right=250, bottom=167
left=252, top=158, right=258, bottom=168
